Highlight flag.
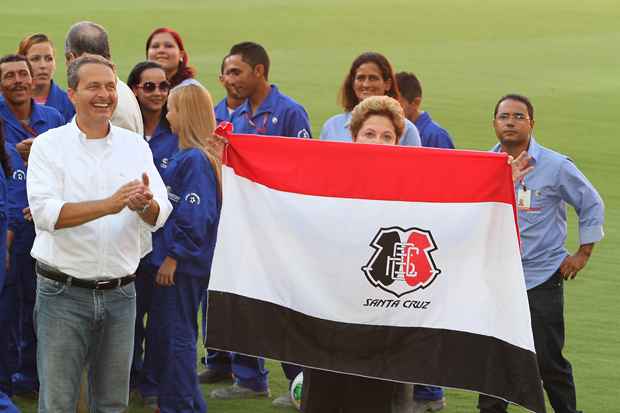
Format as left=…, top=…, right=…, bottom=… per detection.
left=207, top=133, right=545, bottom=413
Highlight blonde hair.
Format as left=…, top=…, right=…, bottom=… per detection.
left=349, top=95, right=405, bottom=143
left=168, top=83, right=222, bottom=194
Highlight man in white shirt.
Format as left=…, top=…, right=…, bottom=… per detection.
left=64, top=21, right=144, bottom=136
left=27, top=54, right=172, bottom=413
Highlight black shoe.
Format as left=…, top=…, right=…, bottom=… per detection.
left=198, top=369, right=233, bottom=384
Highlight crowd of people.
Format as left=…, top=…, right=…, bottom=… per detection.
left=0, top=18, right=604, bottom=413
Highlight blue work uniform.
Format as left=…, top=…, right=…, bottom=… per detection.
left=217, top=85, right=310, bottom=391
left=0, top=100, right=64, bottom=394
left=320, top=112, right=421, bottom=146
left=132, top=122, right=179, bottom=397
left=411, top=113, right=453, bottom=403
left=147, top=148, right=220, bottom=413
left=214, top=98, right=234, bottom=125
left=42, top=81, right=75, bottom=123
left=480, top=137, right=604, bottom=413
left=0, top=158, right=14, bottom=399
left=414, top=112, right=454, bottom=149
left=231, top=84, right=312, bottom=138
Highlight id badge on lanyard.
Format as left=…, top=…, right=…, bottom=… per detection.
left=517, top=179, right=532, bottom=210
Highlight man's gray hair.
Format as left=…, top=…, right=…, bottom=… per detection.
left=65, top=21, right=111, bottom=60
left=67, top=54, right=116, bottom=90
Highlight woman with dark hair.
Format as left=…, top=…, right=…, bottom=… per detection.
left=0, top=120, right=19, bottom=413
left=320, top=52, right=420, bottom=146
left=127, top=60, right=178, bottom=407
left=146, top=28, right=197, bottom=88
left=17, top=33, right=75, bottom=122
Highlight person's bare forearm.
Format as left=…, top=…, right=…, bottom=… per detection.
left=55, top=199, right=115, bottom=229
left=137, top=199, right=160, bottom=226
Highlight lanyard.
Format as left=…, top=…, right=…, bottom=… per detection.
left=245, top=112, right=270, bottom=134
left=19, top=120, right=38, bottom=138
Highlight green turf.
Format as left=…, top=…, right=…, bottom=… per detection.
left=2, top=0, right=619, bottom=412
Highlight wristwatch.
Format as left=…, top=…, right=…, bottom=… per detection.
left=139, top=201, right=151, bottom=214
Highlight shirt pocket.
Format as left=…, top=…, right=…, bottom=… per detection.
left=519, top=186, right=555, bottom=224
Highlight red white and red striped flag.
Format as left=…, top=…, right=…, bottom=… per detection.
left=207, top=133, right=545, bottom=413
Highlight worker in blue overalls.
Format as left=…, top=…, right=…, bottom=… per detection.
left=0, top=54, right=64, bottom=397
left=126, top=60, right=179, bottom=408
left=0, top=120, right=20, bottom=413
left=197, top=53, right=244, bottom=386
left=146, top=81, right=221, bottom=413
left=208, top=42, right=310, bottom=408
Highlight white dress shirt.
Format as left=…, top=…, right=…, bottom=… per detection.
left=27, top=120, right=172, bottom=280
left=112, top=78, right=144, bottom=136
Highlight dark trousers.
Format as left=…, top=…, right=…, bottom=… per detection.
left=148, top=272, right=206, bottom=413
left=301, top=368, right=398, bottom=413
left=479, top=271, right=582, bottom=413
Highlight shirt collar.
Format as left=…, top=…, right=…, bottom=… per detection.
left=343, top=111, right=353, bottom=128
left=238, top=84, right=279, bottom=118
left=0, top=99, right=44, bottom=129
left=491, top=135, right=540, bottom=164
left=71, top=117, right=115, bottom=145
left=414, top=111, right=431, bottom=128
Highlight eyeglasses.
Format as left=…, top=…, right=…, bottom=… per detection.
left=495, top=113, right=530, bottom=122
left=137, top=81, right=171, bottom=93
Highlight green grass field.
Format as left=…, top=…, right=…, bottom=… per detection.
left=2, top=0, right=619, bottom=411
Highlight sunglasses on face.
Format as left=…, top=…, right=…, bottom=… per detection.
left=138, top=81, right=171, bottom=93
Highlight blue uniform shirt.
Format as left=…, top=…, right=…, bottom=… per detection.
left=0, top=161, right=8, bottom=292
left=147, top=121, right=179, bottom=176
left=320, top=112, right=421, bottom=146
left=43, top=80, right=75, bottom=123
left=215, top=98, right=233, bottom=125
left=231, top=85, right=312, bottom=138
left=1, top=100, right=65, bottom=253
left=415, top=112, right=455, bottom=149
left=151, top=148, right=221, bottom=278
left=0, top=99, right=65, bottom=144
left=493, top=138, right=605, bottom=289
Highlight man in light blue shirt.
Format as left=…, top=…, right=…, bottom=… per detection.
left=479, top=94, right=604, bottom=413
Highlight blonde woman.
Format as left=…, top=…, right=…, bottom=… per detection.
left=146, top=82, right=221, bottom=413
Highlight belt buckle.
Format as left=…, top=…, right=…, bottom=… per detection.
left=94, top=278, right=122, bottom=290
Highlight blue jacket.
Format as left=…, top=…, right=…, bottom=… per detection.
left=151, top=148, right=221, bottom=278
left=215, top=98, right=232, bottom=125
left=414, top=112, right=455, bottom=149
left=0, top=99, right=65, bottom=144
left=44, top=80, right=75, bottom=123
left=0, top=100, right=64, bottom=253
left=0, top=161, right=7, bottom=292
left=147, top=122, right=179, bottom=176
left=231, top=85, right=312, bottom=138
left=6, top=144, right=33, bottom=253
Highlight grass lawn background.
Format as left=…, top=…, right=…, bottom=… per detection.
left=2, top=0, right=619, bottom=411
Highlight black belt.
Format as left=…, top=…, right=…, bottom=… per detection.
left=36, top=262, right=135, bottom=290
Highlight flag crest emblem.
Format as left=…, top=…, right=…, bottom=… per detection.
left=362, top=227, right=441, bottom=297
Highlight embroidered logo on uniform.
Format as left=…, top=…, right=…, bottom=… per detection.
left=166, top=186, right=180, bottom=203
left=297, top=129, right=310, bottom=139
left=185, top=193, right=201, bottom=205
left=12, top=169, right=26, bottom=181
left=272, top=116, right=278, bottom=124
left=160, top=158, right=169, bottom=169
